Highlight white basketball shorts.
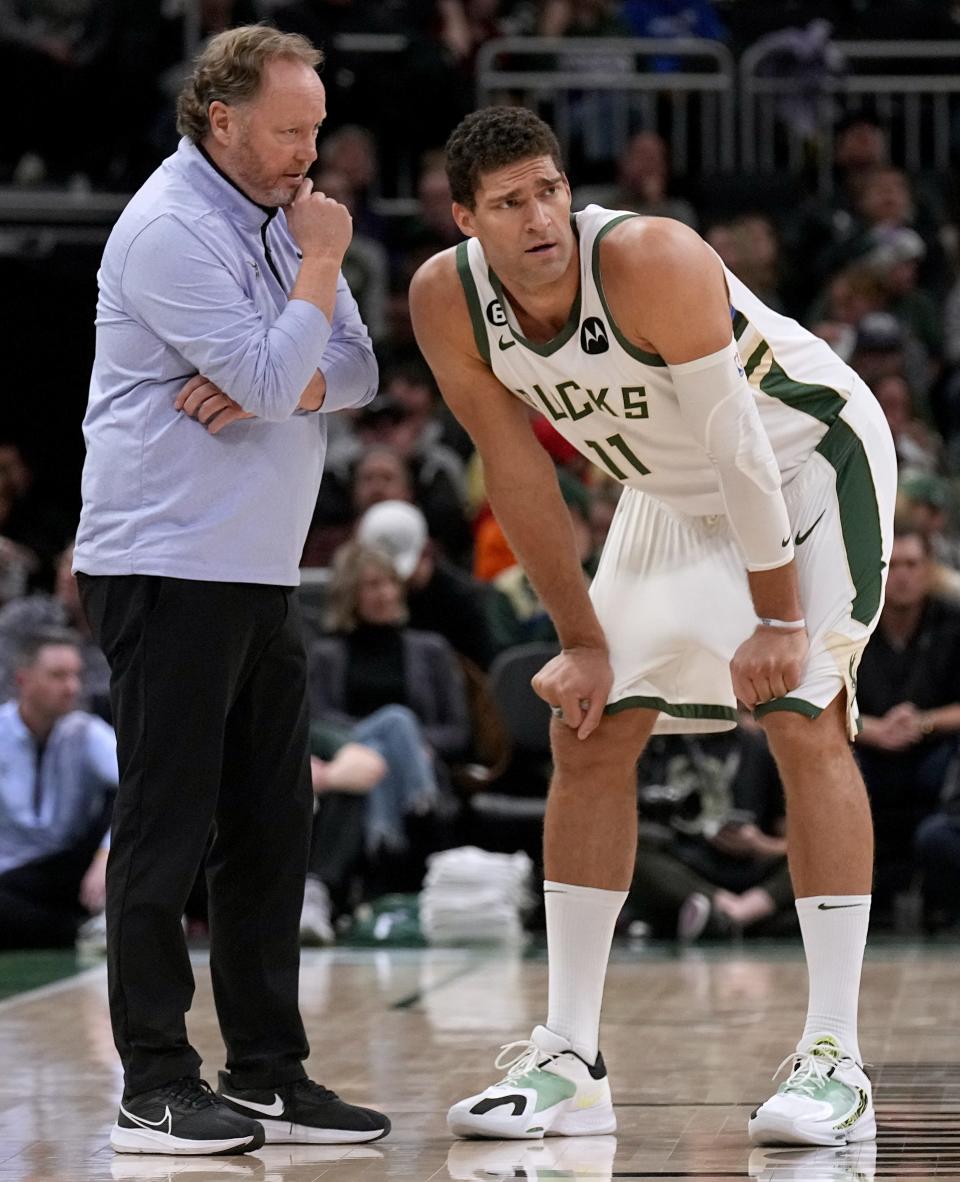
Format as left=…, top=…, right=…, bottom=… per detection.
left=590, top=402, right=896, bottom=738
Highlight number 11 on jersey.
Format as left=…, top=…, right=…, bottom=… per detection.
left=584, top=433, right=651, bottom=481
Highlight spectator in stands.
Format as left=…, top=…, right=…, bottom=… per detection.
left=317, top=124, right=382, bottom=238
left=305, top=413, right=401, bottom=569
left=806, top=264, right=885, bottom=362
left=896, top=473, right=960, bottom=573
left=915, top=779, right=960, bottom=934
left=350, top=443, right=413, bottom=514
left=785, top=114, right=888, bottom=303
left=832, top=113, right=888, bottom=198
left=309, top=541, right=469, bottom=759
left=710, top=213, right=786, bottom=313
left=788, top=117, right=945, bottom=309
left=307, top=542, right=466, bottom=889
left=384, top=361, right=473, bottom=462
left=629, top=724, right=791, bottom=940
left=332, top=379, right=472, bottom=565
left=850, top=311, right=931, bottom=414
left=0, top=474, right=35, bottom=607
left=573, top=131, right=698, bottom=228
left=729, top=213, right=786, bottom=311
left=874, top=375, right=943, bottom=474
left=0, top=629, right=116, bottom=949
left=620, top=0, right=728, bottom=55
left=0, top=540, right=111, bottom=713
left=863, top=227, right=942, bottom=369
left=436, top=0, right=508, bottom=76
left=829, top=166, right=948, bottom=301
left=375, top=405, right=472, bottom=567
left=397, top=155, right=464, bottom=281
left=943, top=269, right=960, bottom=371
left=0, top=0, right=95, bottom=183
left=302, top=705, right=443, bottom=943
left=855, top=528, right=960, bottom=923
left=0, top=440, right=59, bottom=591
left=538, top=0, right=632, bottom=167
left=314, top=396, right=472, bottom=566
left=357, top=500, right=509, bottom=670
left=540, top=0, right=629, bottom=36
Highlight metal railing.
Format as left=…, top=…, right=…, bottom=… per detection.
left=3, top=32, right=957, bottom=218
left=476, top=37, right=737, bottom=176
left=740, top=40, right=960, bottom=194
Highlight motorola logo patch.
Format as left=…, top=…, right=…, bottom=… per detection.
left=486, top=299, right=507, bottom=326
left=580, top=317, right=609, bottom=354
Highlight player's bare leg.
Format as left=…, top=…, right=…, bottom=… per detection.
left=749, top=693, right=876, bottom=1147
left=447, top=708, right=657, bottom=1139
left=544, top=708, right=659, bottom=891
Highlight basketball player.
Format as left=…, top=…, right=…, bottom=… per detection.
left=409, top=107, right=895, bottom=1148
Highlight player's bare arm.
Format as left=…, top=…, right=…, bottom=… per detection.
left=600, top=218, right=808, bottom=707
left=409, top=249, right=612, bottom=737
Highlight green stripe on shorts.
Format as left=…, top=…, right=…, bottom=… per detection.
left=815, top=419, right=885, bottom=626
left=747, top=340, right=884, bottom=628
left=605, top=697, right=737, bottom=723
left=754, top=697, right=823, bottom=721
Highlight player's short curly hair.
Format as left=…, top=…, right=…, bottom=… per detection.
left=445, top=107, right=563, bottom=209
left=176, top=25, right=323, bottom=144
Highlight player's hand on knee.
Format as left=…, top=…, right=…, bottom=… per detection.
left=175, top=374, right=255, bottom=434
left=532, top=645, right=613, bottom=741
left=730, top=627, right=807, bottom=709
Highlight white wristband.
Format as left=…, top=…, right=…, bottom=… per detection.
left=758, top=616, right=806, bottom=632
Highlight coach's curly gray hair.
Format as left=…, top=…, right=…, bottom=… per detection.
left=176, top=25, right=323, bottom=144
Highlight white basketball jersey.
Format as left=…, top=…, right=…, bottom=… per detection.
left=456, top=205, right=884, bottom=517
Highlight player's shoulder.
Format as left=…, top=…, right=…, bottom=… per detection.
left=599, top=214, right=712, bottom=282
left=410, top=244, right=462, bottom=306
left=409, top=244, right=476, bottom=353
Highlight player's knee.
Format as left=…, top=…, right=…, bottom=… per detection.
left=759, top=701, right=850, bottom=761
left=550, top=718, right=648, bottom=785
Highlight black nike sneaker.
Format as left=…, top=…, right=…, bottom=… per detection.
left=217, top=1072, right=391, bottom=1144
left=111, top=1076, right=265, bottom=1155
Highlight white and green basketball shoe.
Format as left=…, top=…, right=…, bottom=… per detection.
left=748, top=1035, right=876, bottom=1148
left=447, top=1026, right=616, bottom=1139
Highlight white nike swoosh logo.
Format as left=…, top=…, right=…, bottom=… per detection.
left=220, top=1091, right=285, bottom=1116
left=120, top=1103, right=172, bottom=1135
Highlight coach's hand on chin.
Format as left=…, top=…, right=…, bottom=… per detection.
left=730, top=625, right=808, bottom=709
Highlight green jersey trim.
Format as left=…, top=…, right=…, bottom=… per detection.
left=745, top=338, right=847, bottom=426
left=605, top=697, right=737, bottom=723
left=816, top=419, right=885, bottom=626
left=731, top=309, right=749, bottom=339
left=456, top=241, right=491, bottom=366
left=591, top=214, right=667, bottom=367
left=485, top=267, right=582, bottom=357
left=753, top=697, right=823, bottom=721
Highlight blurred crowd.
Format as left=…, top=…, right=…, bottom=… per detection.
left=4, top=0, right=960, bottom=952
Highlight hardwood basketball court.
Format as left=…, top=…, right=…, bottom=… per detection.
left=1, top=939, right=958, bottom=1180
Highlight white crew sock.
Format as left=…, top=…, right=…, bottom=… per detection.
left=796, top=894, right=871, bottom=1063
left=544, top=879, right=627, bottom=1064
